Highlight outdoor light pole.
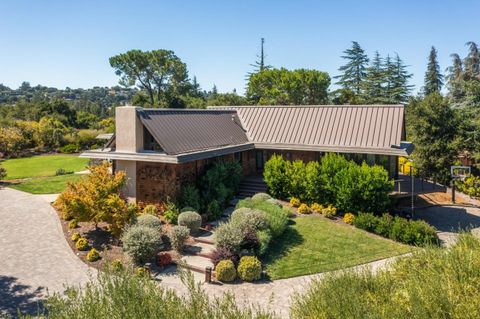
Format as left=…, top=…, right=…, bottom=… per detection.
left=410, top=159, right=414, bottom=219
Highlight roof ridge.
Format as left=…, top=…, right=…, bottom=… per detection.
left=209, top=104, right=404, bottom=109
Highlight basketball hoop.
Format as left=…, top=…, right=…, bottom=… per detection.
left=451, top=166, right=471, bottom=181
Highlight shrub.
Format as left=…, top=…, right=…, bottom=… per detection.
left=266, top=198, right=281, bottom=207
left=321, top=204, right=337, bottom=218
left=305, top=161, right=323, bottom=204
left=374, top=213, right=394, bottom=237
left=86, top=248, right=100, bottom=262
left=298, top=203, right=310, bottom=214
left=179, top=185, right=201, bottom=212
left=111, top=259, right=124, bottom=272
left=256, top=230, right=272, bottom=256
left=76, top=238, right=89, bottom=251
left=353, top=213, right=378, bottom=232
left=342, top=213, right=355, bottom=225
left=168, top=225, right=190, bottom=252
left=71, top=232, right=81, bottom=242
left=285, top=160, right=307, bottom=200
left=180, top=206, right=196, bottom=212
left=251, top=193, right=272, bottom=201
left=177, top=211, right=202, bottom=234
left=236, top=198, right=289, bottom=238
left=156, top=252, right=173, bottom=267
left=310, top=203, right=323, bottom=214
left=210, top=247, right=240, bottom=267
left=237, top=256, right=262, bottom=282
left=0, top=167, right=7, bottom=180
left=230, top=208, right=269, bottom=232
left=59, top=143, right=78, bottom=154
left=214, top=222, right=244, bottom=254
left=68, top=219, right=78, bottom=229
left=143, top=204, right=158, bottom=216
left=207, top=199, right=222, bottom=221
left=290, top=197, right=301, bottom=207
left=200, top=161, right=242, bottom=211
left=55, top=168, right=72, bottom=176
left=163, top=200, right=180, bottom=224
left=122, top=225, right=162, bottom=265
left=136, top=214, right=162, bottom=232
left=215, top=260, right=237, bottom=282
left=263, top=154, right=289, bottom=199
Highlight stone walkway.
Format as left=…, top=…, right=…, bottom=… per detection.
left=0, top=188, right=93, bottom=316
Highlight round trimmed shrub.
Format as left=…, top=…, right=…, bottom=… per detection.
left=207, top=200, right=222, bottom=220
left=256, top=230, right=272, bottom=256
left=143, top=204, right=158, bottom=216
left=215, top=260, right=237, bottom=282
left=343, top=213, right=355, bottom=225
left=237, top=256, right=262, bottom=282
left=322, top=204, right=337, bottom=218
left=214, top=222, right=244, bottom=254
left=298, top=203, right=310, bottom=214
left=290, top=197, right=301, bottom=207
left=310, top=203, right=323, bottom=214
left=180, top=206, right=196, bottom=213
left=71, top=232, right=81, bottom=242
left=76, top=238, right=89, bottom=251
left=68, top=219, right=78, bottom=229
left=122, top=225, right=162, bottom=265
left=177, top=211, right=202, bottom=234
left=86, top=248, right=100, bottom=262
left=230, top=208, right=269, bottom=231
left=252, top=193, right=272, bottom=201
left=266, top=198, right=281, bottom=207
left=136, top=214, right=162, bottom=232
left=156, top=252, right=173, bottom=267
left=168, top=225, right=190, bottom=252
left=111, top=259, right=124, bottom=272
left=210, top=247, right=240, bottom=267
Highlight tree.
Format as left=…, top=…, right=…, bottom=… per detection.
left=423, top=46, right=444, bottom=95
left=390, top=54, right=413, bottom=104
left=361, top=51, right=385, bottom=103
left=464, top=41, right=480, bottom=80
left=0, top=127, right=24, bottom=157
left=335, top=41, right=369, bottom=95
left=446, top=53, right=464, bottom=102
left=246, top=68, right=330, bottom=105
left=109, top=49, right=189, bottom=106
left=247, top=38, right=271, bottom=78
left=36, top=116, right=69, bottom=149
left=406, top=93, right=458, bottom=182
left=207, top=92, right=248, bottom=106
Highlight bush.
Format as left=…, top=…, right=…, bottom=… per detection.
left=214, top=222, right=245, bottom=254
left=59, top=143, right=78, bottom=154
left=177, top=211, right=202, bottom=234
left=310, top=203, right=323, bottom=214
left=374, top=213, right=394, bottom=237
left=156, top=252, right=173, bottom=267
left=168, top=225, right=190, bottom=252
left=142, top=204, right=158, bottom=216
left=136, top=214, right=162, bottom=232
left=122, top=225, right=162, bottom=265
left=285, top=160, right=307, bottom=200
left=353, top=212, right=378, bottom=232
left=210, top=247, right=240, bottom=267
left=76, top=238, right=89, bottom=251
left=237, top=256, right=262, bottom=282
left=56, top=168, right=72, bottom=176
left=0, top=167, right=7, bottom=180
left=180, top=206, right=196, bottom=212
left=207, top=199, right=222, bottom=221
left=110, top=259, right=124, bottom=272
left=290, top=197, right=301, bottom=207
left=236, top=198, right=289, bottom=238
left=68, top=219, right=78, bottom=229
left=321, top=204, right=337, bottom=218
left=298, top=203, right=310, bottom=214
left=215, top=260, right=237, bottom=282
left=251, top=193, right=272, bottom=201
left=163, top=200, right=180, bottom=224
left=86, top=248, right=100, bottom=262
left=263, top=154, right=289, bottom=199
left=342, top=213, right=355, bottom=225
left=179, top=185, right=201, bottom=212
left=266, top=198, right=281, bottom=207
left=230, top=208, right=269, bottom=232
left=256, top=230, right=272, bottom=256
left=71, top=232, right=81, bottom=242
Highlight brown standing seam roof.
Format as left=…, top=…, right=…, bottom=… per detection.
left=137, top=109, right=250, bottom=155
left=216, top=105, right=405, bottom=152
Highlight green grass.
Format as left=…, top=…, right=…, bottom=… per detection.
left=0, top=154, right=88, bottom=180
left=263, top=215, right=412, bottom=279
left=8, top=174, right=84, bottom=194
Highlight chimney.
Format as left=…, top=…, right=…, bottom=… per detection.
left=115, top=106, right=143, bottom=152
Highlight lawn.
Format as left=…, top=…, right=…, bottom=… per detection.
left=263, top=215, right=412, bottom=279
left=9, top=174, right=84, bottom=194
left=0, top=154, right=89, bottom=180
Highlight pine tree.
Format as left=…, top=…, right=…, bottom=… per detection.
left=446, top=53, right=464, bottom=102
left=423, top=46, right=444, bottom=95
left=383, top=55, right=396, bottom=103
left=335, top=41, right=369, bottom=95
left=390, top=54, right=413, bottom=104
left=361, top=51, right=385, bottom=104
left=247, top=38, right=272, bottom=79
left=464, top=41, right=480, bottom=80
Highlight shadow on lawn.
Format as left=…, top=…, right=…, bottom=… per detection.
left=0, top=275, right=46, bottom=318
left=261, top=220, right=304, bottom=273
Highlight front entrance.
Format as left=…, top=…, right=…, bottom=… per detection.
left=256, top=150, right=264, bottom=174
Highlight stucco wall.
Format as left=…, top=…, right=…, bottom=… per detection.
left=115, top=106, right=144, bottom=152
left=115, top=160, right=137, bottom=201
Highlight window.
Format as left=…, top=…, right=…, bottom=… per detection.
left=143, top=127, right=162, bottom=152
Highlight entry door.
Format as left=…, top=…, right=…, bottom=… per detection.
left=256, top=150, right=264, bottom=173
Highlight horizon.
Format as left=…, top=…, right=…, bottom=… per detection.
left=1, top=1, right=479, bottom=94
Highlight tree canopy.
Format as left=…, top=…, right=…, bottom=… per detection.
left=423, top=46, right=443, bottom=95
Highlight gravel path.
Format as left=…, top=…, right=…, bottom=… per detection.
left=0, top=187, right=93, bottom=316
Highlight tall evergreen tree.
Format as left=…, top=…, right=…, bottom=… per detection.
left=361, top=51, right=385, bottom=103
left=464, top=41, right=480, bottom=79
left=247, top=38, right=272, bottom=79
left=391, top=54, right=413, bottom=104
left=335, top=41, right=369, bottom=95
left=423, top=46, right=444, bottom=95
left=446, top=53, right=464, bottom=102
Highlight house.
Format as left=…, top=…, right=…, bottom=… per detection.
left=81, top=105, right=413, bottom=203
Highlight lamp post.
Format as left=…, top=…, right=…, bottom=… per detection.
left=409, top=159, right=414, bottom=219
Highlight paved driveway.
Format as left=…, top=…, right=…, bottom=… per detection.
left=0, top=187, right=92, bottom=316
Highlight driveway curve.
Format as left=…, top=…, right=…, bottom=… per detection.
left=0, top=187, right=92, bottom=316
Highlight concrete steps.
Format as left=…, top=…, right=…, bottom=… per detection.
left=238, top=176, right=268, bottom=198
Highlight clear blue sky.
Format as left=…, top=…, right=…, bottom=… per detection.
left=1, top=0, right=479, bottom=94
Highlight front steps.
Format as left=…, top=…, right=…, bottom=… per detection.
left=238, top=176, right=268, bottom=198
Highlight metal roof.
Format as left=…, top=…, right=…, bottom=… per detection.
left=136, top=109, right=250, bottom=155
left=215, top=105, right=406, bottom=155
